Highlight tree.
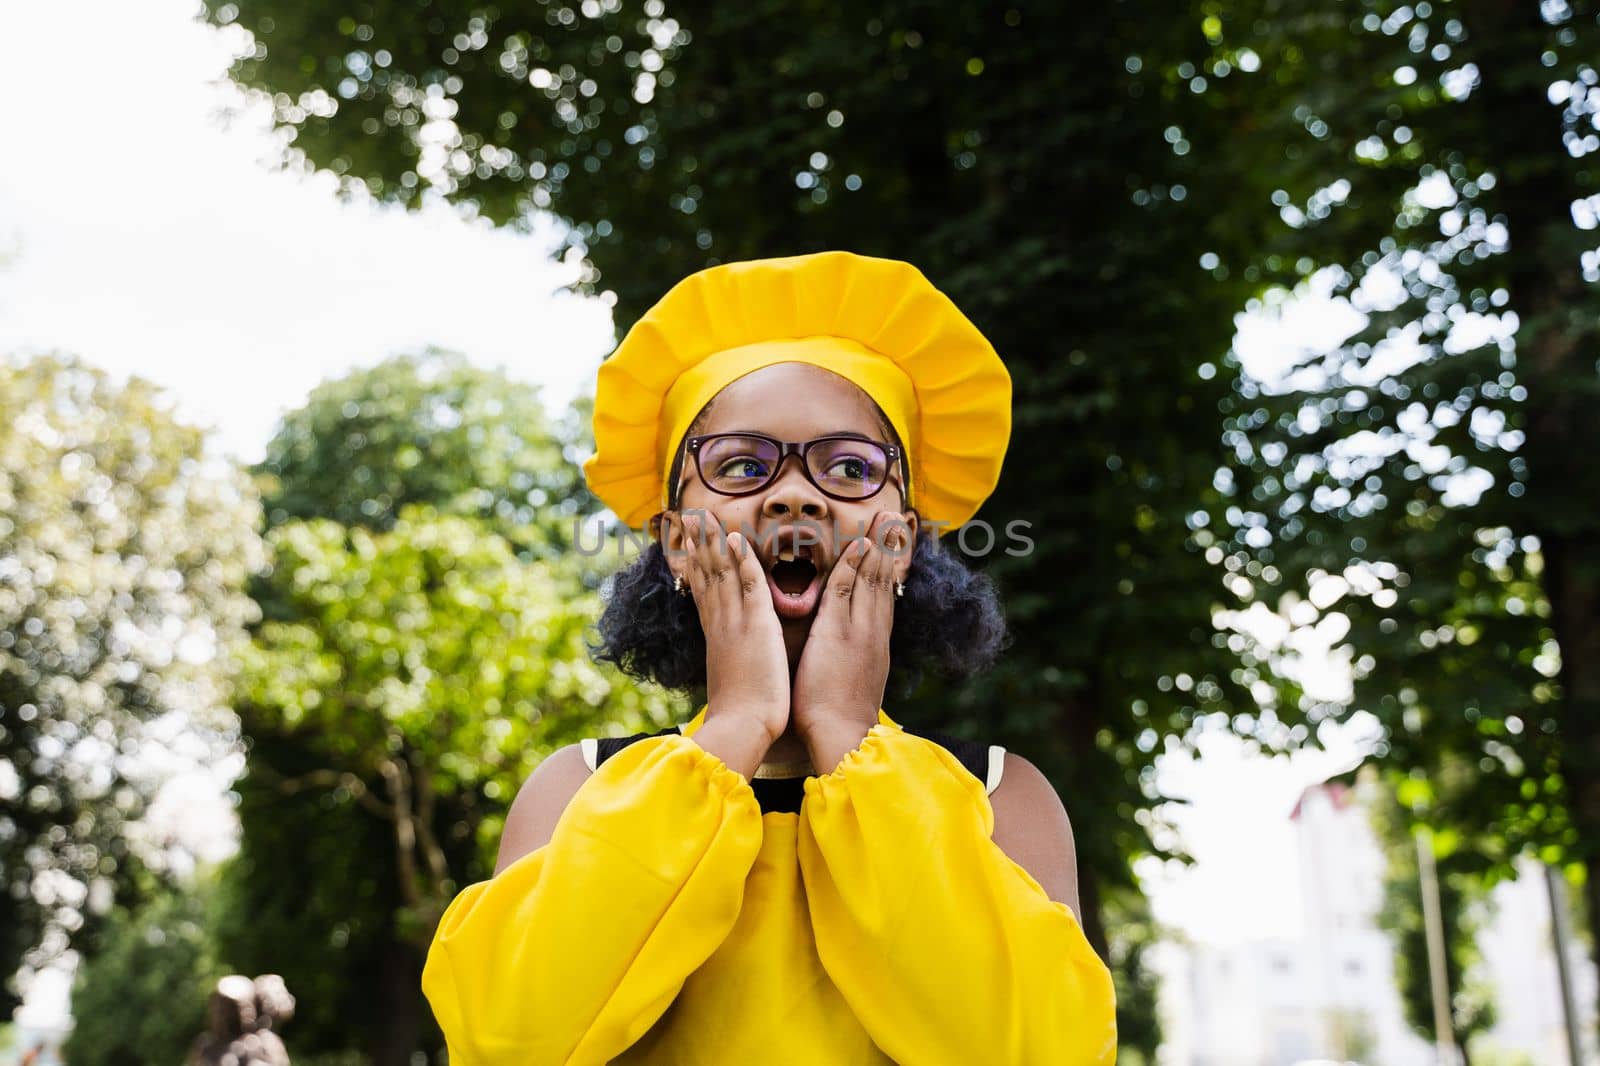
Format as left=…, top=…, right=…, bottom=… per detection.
left=1368, top=764, right=1497, bottom=1059
left=252, top=346, right=597, bottom=559
left=202, top=0, right=1282, bottom=940
left=1174, top=0, right=1600, bottom=984
left=231, top=504, right=676, bottom=1054
left=63, top=866, right=223, bottom=1066
left=220, top=351, right=674, bottom=1063
left=0, top=353, right=265, bottom=1015
left=1102, top=887, right=1168, bottom=1064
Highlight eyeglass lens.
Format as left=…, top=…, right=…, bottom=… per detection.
left=697, top=435, right=890, bottom=499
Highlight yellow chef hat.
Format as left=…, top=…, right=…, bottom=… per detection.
left=581, top=250, right=1012, bottom=537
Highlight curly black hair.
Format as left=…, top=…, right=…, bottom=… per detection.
left=588, top=386, right=1010, bottom=696
left=587, top=527, right=1010, bottom=699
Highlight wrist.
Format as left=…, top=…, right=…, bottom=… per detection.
left=795, top=703, right=878, bottom=742
left=705, top=698, right=786, bottom=746
left=800, top=717, right=876, bottom=776
left=694, top=704, right=787, bottom=782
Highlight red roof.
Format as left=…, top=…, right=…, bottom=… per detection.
left=1289, top=780, right=1353, bottom=821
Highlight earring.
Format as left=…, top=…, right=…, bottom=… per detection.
left=673, top=574, right=688, bottom=596
left=894, top=579, right=905, bottom=599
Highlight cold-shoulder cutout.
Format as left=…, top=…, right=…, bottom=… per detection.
left=493, top=742, right=593, bottom=877
left=988, top=751, right=1082, bottom=921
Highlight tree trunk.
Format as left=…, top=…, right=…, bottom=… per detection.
left=1460, top=0, right=1600, bottom=998
left=367, top=935, right=427, bottom=1066
left=1076, top=859, right=1110, bottom=964
left=1059, top=691, right=1113, bottom=962
left=1545, top=532, right=1600, bottom=991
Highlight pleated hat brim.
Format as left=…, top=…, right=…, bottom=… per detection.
left=582, top=250, right=1011, bottom=535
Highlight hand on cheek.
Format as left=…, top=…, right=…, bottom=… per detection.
left=792, top=510, right=914, bottom=773
left=667, top=509, right=792, bottom=745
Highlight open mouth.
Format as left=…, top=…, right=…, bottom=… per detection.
left=761, top=541, right=825, bottom=619
left=770, top=556, right=818, bottom=595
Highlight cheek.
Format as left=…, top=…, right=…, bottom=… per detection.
left=836, top=505, right=899, bottom=545
left=679, top=488, right=759, bottom=534
left=714, top=502, right=758, bottom=534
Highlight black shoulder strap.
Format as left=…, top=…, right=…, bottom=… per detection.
left=581, top=722, right=1005, bottom=811
left=588, top=725, right=681, bottom=770
left=901, top=726, right=999, bottom=793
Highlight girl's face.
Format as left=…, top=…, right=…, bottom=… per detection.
left=661, top=362, right=919, bottom=626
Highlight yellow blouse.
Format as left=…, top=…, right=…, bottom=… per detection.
left=421, top=707, right=1118, bottom=1065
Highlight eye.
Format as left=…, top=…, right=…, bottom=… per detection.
left=714, top=455, right=770, bottom=481
left=824, top=455, right=870, bottom=481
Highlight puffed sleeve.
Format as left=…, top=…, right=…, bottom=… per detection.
left=796, top=723, right=1118, bottom=1066
left=422, top=733, right=763, bottom=1066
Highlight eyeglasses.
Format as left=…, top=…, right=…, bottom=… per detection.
left=680, top=432, right=906, bottom=503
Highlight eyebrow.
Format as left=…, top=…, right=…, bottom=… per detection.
left=712, top=429, right=881, bottom=439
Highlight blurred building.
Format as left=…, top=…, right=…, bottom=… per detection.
left=1153, top=777, right=1593, bottom=1066
left=6, top=1003, right=70, bottom=1066
left=6, top=964, right=73, bottom=1066
left=1475, top=853, right=1599, bottom=1066
left=1151, top=778, right=1430, bottom=1065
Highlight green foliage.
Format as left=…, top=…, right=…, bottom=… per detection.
left=216, top=353, right=678, bottom=1061
left=1465, top=1039, right=1539, bottom=1066
left=0, top=353, right=266, bottom=1013
left=252, top=347, right=597, bottom=559
left=1330, top=1008, right=1380, bottom=1064
left=1176, top=0, right=1600, bottom=979
left=291, top=1054, right=372, bottom=1066
left=63, top=870, right=223, bottom=1066
left=237, top=502, right=677, bottom=911
left=1367, top=768, right=1497, bottom=1048
left=201, top=0, right=1280, bottom=932
left=206, top=729, right=399, bottom=1053
left=1103, top=888, right=1165, bottom=1064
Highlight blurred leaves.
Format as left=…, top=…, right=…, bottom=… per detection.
left=0, top=353, right=265, bottom=1014
left=199, top=5, right=1287, bottom=974
left=63, top=868, right=222, bottom=1066
left=1367, top=768, right=1498, bottom=1050
left=218, top=351, right=677, bottom=1061
left=254, top=347, right=597, bottom=559
left=1103, top=886, right=1169, bottom=1064
left=236, top=501, right=675, bottom=916
left=1186, top=0, right=1598, bottom=889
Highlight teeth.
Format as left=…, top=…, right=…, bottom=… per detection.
left=779, top=548, right=797, bottom=561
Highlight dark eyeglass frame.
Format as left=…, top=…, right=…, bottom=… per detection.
left=680, top=431, right=908, bottom=504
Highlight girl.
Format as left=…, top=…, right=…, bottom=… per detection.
left=421, top=251, right=1118, bottom=1064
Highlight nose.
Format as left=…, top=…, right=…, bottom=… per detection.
left=760, top=453, right=828, bottom=523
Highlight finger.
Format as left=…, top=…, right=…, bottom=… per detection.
left=856, top=524, right=894, bottom=628
left=689, top=512, right=726, bottom=605
left=726, top=529, right=774, bottom=613
left=680, top=512, right=711, bottom=600
left=687, top=510, right=720, bottom=602
left=698, top=511, right=741, bottom=612
left=820, top=534, right=868, bottom=631
left=875, top=520, right=909, bottom=622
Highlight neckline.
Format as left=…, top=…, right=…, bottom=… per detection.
left=676, top=704, right=900, bottom=779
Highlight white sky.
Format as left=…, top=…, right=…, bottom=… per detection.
left=2, top=0, right=1380, bottom=1024
left=0, top=0, right=613, bottom=470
